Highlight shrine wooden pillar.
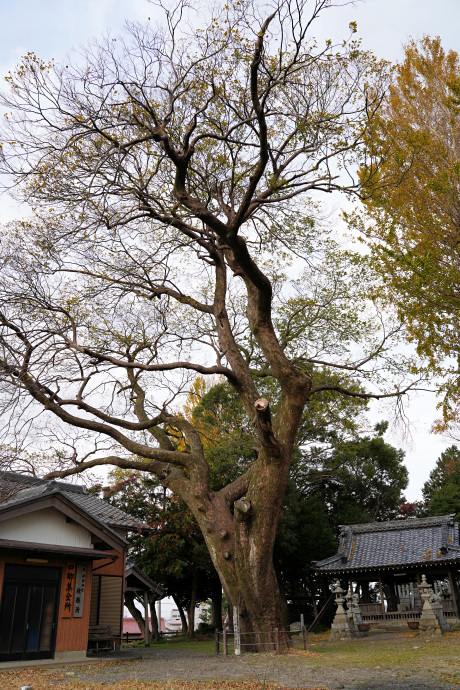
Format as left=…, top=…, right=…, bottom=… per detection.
left=360, top=580, right=371, bottom=604
left=448, top=569, right=460, bottom=617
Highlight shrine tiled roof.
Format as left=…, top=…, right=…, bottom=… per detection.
left=314, top=515, right=460, bottom=573
left=125, top=557, right=164, bottom=597
left=0, top=471, right=151, bottom=533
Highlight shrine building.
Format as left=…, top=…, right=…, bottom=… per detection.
left=314, top=514, right=460, bottom=626
left=0, top=472, right=154, bottom=664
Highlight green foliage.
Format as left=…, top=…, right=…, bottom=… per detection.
left=297, top=373, right=369, bottom=448
left=190, top=382, right=256, bottom=490
left=189, top=375, right=372, bottom=493
left=423, top=445, right=460, bottom=521
left=272, top=421, right=407, bottom=613
left=359, top=36, right=460, bottom=427
left=104, top=380, right=407, bottom=616
left=274, top=482, right=337, bottom=599
left=193, top=380, right=408, bottom=534
left=297, top=422, right=408, bottom=529
left=104, top=473, right=219, bottom=609
left=426, top=482, right=460, bottom=521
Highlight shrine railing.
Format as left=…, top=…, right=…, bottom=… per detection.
left=360, top=599, right=458, bottom=621
left=441, top=599, right=457, bottom=615
left=361, top=611, right=421, bottom=622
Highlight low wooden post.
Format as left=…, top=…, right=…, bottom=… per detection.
left=275, top=627, right=280, bottom=655
left=215, top=628, right=219, bottom=654
left=302, top=627, right=308, bottom=650
left=223, top=628, right=228, bottom=656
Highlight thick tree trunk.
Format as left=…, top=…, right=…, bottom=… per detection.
left=172, top=595, right=188, bottom=635
left=149, top=600, right=160, bottom=642
left=211, top=582, right=222, bottom=630
left=192, top=445, right=292, bottom=651
left=124, top=591, right=150, bottom=640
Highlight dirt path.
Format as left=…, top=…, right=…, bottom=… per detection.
left=65, top=646, right=459, bottom=689
left=2, top=632, right=460, bottom=689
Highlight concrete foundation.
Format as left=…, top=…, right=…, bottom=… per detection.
left=54, top=650, right=88, bottom=661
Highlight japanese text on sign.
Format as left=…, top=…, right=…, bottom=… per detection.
left=62, top=561, right=76, bottom=618
left=73, top=563, right=87, bottom=618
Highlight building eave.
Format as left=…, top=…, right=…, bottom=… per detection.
left=0, top=537, right=118, bottom=561
left=125, top=567, right=165, bottom=597
left=315, top=557, right=460, bottom=576
left=0, top=491, right=128, bottom=551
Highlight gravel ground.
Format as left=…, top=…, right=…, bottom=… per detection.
left=74, top=653, right=454, bottom=689
left=2, top=632, right=459, bottom=689
left=58, top=633, right=460, bottom=690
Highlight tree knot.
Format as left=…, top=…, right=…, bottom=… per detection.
left=234, top=498, right=252, bottom=522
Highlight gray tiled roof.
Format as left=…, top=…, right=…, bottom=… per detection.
left=314, top=515, right=460, bottom=573
left=0, top=472, right=150, bottom=533
left=0, top=472, right=43, bottom=503
left=63, top=491, right=148, bottom=531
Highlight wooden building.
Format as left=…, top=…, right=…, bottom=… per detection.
left=0, top=472, right=153, bottom=663
left=314, top=515, right=460, bottom=626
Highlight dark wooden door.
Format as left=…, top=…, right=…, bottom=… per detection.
left=0, top=564, right=60, bottom=661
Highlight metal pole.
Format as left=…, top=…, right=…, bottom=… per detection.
left=215, top=628, right=219, bottom=654
left=275, top=627, right=280, bottom=655
left=223, top=628, right=228, bottom=656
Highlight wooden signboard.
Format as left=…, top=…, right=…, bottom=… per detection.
left=73, top=563, right=87, bottom=618
left=62, top=561, right=76, bottom=617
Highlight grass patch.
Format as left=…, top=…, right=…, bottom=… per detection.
left=124, top=633, right=216, bottom=654
left=307, top=631, right=460, bottom=670
left=125, top=629, right=460, bottom=667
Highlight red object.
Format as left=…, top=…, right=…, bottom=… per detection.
left=123, top=617, right=166, bottom=634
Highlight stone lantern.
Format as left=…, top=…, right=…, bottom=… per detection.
left=330, top=581, right=355, bottom=639
left=418, top=574, right=450, bottom=633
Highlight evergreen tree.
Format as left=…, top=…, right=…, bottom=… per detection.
left=423, top=445, right=460, bottom=521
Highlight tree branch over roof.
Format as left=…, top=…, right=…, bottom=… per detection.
left=0, top=0, right=417, bottom=642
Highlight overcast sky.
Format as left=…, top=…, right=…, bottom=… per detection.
left=1, top=0, right=458, bottom=69
left=0, top=0, right=459, bottom=501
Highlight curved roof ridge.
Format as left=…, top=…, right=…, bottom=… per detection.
left=316, top=514, right=460, bottom=573
left=0, top=472, right=151, bottom=533
left=341, top=514, right=456, bottom=534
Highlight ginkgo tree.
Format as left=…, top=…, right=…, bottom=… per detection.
left=356, top=36, right=460, bottom=429
left=0, top=0, right=414, bottom=644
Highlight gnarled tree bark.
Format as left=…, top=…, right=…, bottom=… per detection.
left=0, top=0, right=410, bottom=651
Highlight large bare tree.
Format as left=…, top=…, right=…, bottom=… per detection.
left=0, top=0, right=412, bottom=642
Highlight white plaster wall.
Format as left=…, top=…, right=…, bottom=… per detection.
left=0, top=507, right=93, bottom=547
